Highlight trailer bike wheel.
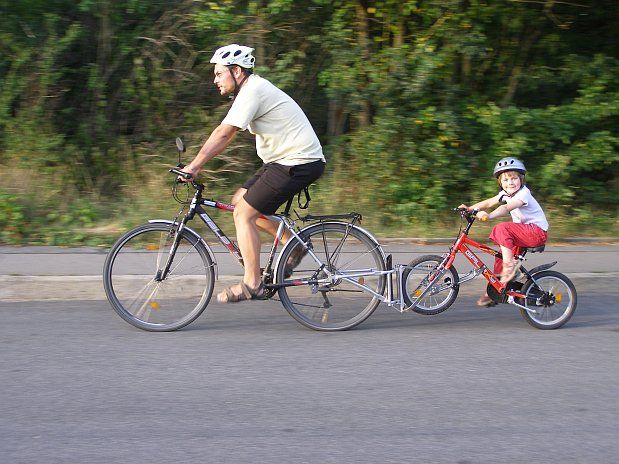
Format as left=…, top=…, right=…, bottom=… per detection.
left=402, top=255, right=459, bottom=315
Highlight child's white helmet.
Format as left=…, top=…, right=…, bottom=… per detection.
left=493, top=157, right=526, bottom=178
left=210, top=44, right=255, bottom=68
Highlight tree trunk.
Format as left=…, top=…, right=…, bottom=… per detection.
left=355, top=2, right=371, bottom=128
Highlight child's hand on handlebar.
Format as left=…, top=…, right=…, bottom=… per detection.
left=476, top=211, right=489, bottom=222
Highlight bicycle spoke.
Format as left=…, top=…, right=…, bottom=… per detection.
left=168, top=241, right=203, bottom=276
left=134, top=283, right=161, bottom=320
left=124, top=278, right=158, bottom=314
left=333, top=244, right=382, bottom=270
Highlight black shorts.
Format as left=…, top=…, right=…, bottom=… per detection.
left=242, top=160, right=325, bottom=215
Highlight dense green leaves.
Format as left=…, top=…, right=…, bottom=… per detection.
left=1, top=0, right=618, bottom=243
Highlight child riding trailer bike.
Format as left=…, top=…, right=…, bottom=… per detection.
left=403, top=157, right=577, bottom=329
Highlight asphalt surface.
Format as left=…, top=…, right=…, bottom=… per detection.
left=1, top=289, right=618, bottom=463
left=1, top=242, right=618, bottom=463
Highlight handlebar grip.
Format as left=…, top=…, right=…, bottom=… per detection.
left=169, top=167, right=192, bottom=180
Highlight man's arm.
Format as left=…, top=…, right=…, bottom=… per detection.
left=182, top=124, right=239, bottom=178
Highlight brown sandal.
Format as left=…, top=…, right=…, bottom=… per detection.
left=217, top=281, right=265, bottom=304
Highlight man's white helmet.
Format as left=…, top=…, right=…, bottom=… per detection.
left=210, top=44, right=255, bottom=68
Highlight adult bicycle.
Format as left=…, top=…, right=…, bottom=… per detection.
left=103, top=138, right=387, bottom=332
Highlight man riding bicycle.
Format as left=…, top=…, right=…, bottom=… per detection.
left=180, top=44, right=325, bottom=303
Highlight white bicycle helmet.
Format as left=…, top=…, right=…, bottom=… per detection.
left=493, top=157, right=526, bottom=178
left=210, top=44, right=255, bottom=69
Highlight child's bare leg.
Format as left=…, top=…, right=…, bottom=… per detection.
left=500, top=245, right=518, bottom=283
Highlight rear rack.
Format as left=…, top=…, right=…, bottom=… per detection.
left=298, top=212, right=362, bottom=223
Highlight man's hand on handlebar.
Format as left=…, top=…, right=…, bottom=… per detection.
left=177, top=165, right=199, bottom=183
left=168, top=165, right=202, bottom=189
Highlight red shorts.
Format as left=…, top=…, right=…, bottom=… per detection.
left=489, top=222, right=548, bottom=274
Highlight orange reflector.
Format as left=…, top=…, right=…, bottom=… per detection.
left=415, top=290, right=422, bottom=297
left=358, top=277, right=365, bottom=285
left=555, top=293, right=562, bottom=303
left=146, top=244, right=158, bottom=251
left=149, top=301, right=160, bottom=310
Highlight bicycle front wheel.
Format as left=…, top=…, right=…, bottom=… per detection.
left=276, top=222, right=386, bottom=331
left=103, top=223, right=215, bottom=331
left=402, top=255, right=459, bottom=315
left=520, top=270, right=577, bottom=329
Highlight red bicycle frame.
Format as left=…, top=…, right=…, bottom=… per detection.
left=442, top=226, right=527, bottom=300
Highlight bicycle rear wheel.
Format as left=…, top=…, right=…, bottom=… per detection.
left=520, top=270, right=577, bottom=329
left=276, top=222, right=386, bottom=331
left=103, top=223, right=215, bottom=331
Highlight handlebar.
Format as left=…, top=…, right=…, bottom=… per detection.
left=169, top=166, right=192, bottom=180
left=168, top=166, right=204, bottom=191
left=453, top=208, right=479, bottom=218
left=453, top=208, right=488, bottom=224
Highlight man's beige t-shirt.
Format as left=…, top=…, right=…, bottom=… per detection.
left=222, top=75, right=325, bottom=166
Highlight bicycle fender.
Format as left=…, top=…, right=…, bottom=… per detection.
left=148, top=219, right=218, bottom=279
left=273, top=221, right=386, bottom=276
left=528, top=261, right=557, bottom=276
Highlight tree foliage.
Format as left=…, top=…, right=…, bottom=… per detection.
left=1, top=0, right=618, bottom=243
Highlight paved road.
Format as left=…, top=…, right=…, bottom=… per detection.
left=1, top=244, right=618, bottom=462
left=1, top=283, right=617, bottom=464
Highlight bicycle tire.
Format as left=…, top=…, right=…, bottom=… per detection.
left=276, top=222, right=386, bottom=331
left=103, top=222, right=215, bottom=331
left=402, top=255, right=459, bottom=315
left=519, top=270, right=577, bottom=330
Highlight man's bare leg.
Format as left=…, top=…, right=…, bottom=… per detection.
left=231, top=188, right=292, bottom=242
left=217, top=196, right=263, bottom=301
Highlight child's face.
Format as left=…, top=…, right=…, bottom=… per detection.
left=499, top=171, right=522, bottom=195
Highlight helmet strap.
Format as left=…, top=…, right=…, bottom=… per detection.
left=228, top=66, right=250, bottom=99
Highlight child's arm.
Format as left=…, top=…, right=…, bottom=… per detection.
left=482, top=197, right=525, bottom=221
left=458, top=195, right=500, bottom=213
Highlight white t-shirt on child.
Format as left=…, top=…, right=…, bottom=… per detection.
left=496, top=185, right=549, bottom=231
left=222, top=74, right=325, bottom=166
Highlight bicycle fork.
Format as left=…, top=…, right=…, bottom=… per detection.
left=155, top=222, right=186, bottom=281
